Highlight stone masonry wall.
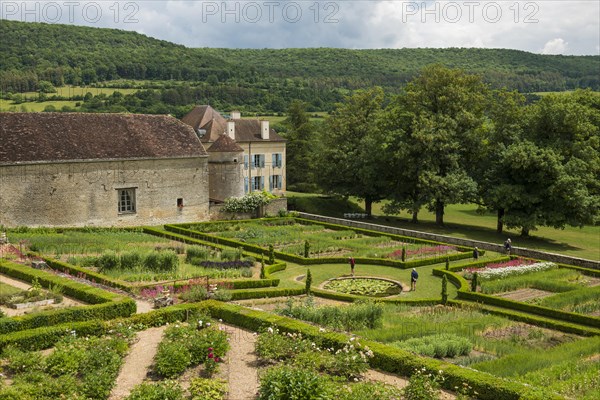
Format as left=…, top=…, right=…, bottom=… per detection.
left=0, top=157, right=210, bottom=227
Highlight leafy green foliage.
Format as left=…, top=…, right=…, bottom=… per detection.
left=323, top=278, right=402, bottom=297
left=276, top=297, right=383, bottom=331
left=305, top=269, right=312, bottom=295
left=392, top=334, right=473, bottom=358
left=223, top=191, right=275, bottom=213
left=189, top=377, right=228, bottom=400
left=403, top=368, right=444, bottom=400
left=125, top=380, right=183, bottom=400
left=259, top=364, right=333, bottom=400
left=441, top=275, right=448, bottom=305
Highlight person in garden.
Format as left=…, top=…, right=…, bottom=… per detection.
left=349, top=256, right=355, bottom=276
left=504, top=238, right=512, bottom=255
left=411, top=268, right=418, bottom=291
left=473, top=246, right=479, bottom=260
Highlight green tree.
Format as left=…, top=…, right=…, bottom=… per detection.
left=282, top=100, right=316, bottom=190
left=305, top=268, right=312, bottom=295
left=441, top=274, right=448, bottom=304
left=316, top=87, right=387, bottom=216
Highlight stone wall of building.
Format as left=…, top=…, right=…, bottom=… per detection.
left=0, top=157, right=210, bottom=227
left=297, top=212, right=600, bottom=270
left=208, top=152, right=244, bottom=201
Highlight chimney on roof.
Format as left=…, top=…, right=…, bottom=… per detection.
left=227, top=121, right=235, bottom=140
left=230, top=110, right=241, bottom=119
left=260, top=120, right=270, bottom=140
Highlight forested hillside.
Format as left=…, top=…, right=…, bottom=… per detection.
left=1, top=20, right=599, bottom=112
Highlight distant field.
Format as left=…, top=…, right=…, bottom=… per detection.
left=0, top=99, right=80, bottom=112
left=18, top=86, right=140, bottom=98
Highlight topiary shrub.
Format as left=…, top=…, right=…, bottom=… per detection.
left=441, top=274, right=448, bottom=305
left=471, top=272, right=478, bottom=292
left=305, top=269, right=312, bottom=295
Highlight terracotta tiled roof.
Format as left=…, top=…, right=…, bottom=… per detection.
left=228, top=119, right=286, bottom=142
left=0, top=112, right=207, bottom=164
left=181, top=106, right=285, bottom=143
left=207, top=134, right=244, bottom=152
left=181, top=105, right=226, bottom=143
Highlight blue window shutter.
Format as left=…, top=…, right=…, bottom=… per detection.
left=269, top=175, right=273, bottom=191
left=244, top=177, right=248, bottom=193
left=278, top=175, right=282, bottom=189
left=272, top=154, right=276, bottom=168
left=261, top=176, right=265, bottom=190
left=261, top=155, right=265, bottom=168
left=244, top=155, right=248, bottom=169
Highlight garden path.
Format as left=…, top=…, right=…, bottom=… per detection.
left=496, top=288, right=555, bottom=302
left=0, top=274, right=86, bottom=317
left=218, top=323, right=260, bottom=400
left=108, top=325, right=167, bottom=400
left=364, top=369, right=456, bottom=399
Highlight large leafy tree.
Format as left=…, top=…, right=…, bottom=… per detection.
left=315, top=87, right=387, bottom=216
left=384, top=65, right=488, bottom=225
left=477, top=89, right=527, bottom=233
left=482, top=90, right=599, bottom=236
left=281, top=100, right=316, bottom=191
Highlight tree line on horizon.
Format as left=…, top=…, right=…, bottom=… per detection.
left=1, top=20, right=599, bottom=113
left=282, top=65, right=599, bottom=236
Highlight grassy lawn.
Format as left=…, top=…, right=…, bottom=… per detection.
left=18, top=86, right=139, bottom=98
left=272, top=253, right=503, bottom=299
left=0, top=99, right=80, bottom=112
left=0, top=282, right=22, bottom=296
left=286, top=192, right=600, bottom=261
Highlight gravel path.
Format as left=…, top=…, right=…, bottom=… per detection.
left=219, top=323, right=260, bottom=400
left=108, top=326, right=167, bottom=400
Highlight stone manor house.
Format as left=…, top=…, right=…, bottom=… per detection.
left=0, top=109, right=286, bottom=227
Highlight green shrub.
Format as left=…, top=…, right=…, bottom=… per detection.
left=45, top=338, right=87, bottom=376
left=2, top=345, right=45, bottom=374
left=213, top=288, right=232, bottom=302
left=305, top=269, right=312, bottom=295
left=95, top=251, right=120, bottom=271
left=471, top=272, right=478, bottom=292
left=155, top=341, right=191, bottom=378
left=258, top=364, right=334, bottom=400
left=186, top=246, right=210, bottom=262
left=120, top=251, right=142, bottom=269
left=403, top=368, right=444, bottom=400
left=180, top=285, right=209, bottom=302
left=336, top=381, right=403, bottom=400
left=392, top=334, right=473, bottom=359
left=125, top=380, right=183, bottom=400
left=441, top=275, right=448, bottom=304
left=189, top=377, right=228, bottom=400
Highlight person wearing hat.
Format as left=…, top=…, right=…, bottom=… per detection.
left=473, top=246, right=479, bottom=260
left=410, top=268, right=419, bottom=291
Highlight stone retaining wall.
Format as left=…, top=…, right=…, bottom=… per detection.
left=297, top=212, right=600, bottom=270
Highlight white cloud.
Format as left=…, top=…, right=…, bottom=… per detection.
left=541, top=38, right=568, bottom=55
left=2, top=1, right=598, bottom=54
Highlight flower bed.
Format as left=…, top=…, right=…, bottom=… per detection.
left=323, top=278, right=402, bottom=297
left=387, top=245, right=456, bottom=260
left=463, top=259, right=557, bottom=280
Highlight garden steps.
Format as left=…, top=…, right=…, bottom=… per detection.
left=453, top=300, right=600, bottom=336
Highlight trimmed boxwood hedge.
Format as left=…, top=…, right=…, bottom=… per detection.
left=42, top=257, right=131, bottom=292
left=448, top=300, right=600, bottom=337
left=229, top=287, right=305, bottom=300
left=164, top=223, right=475, bottom=269
left=457, top=290, right=600, bottom=328
left=203, top=301, right=561, bottom=400
left=310, top=288, right=439, bottom=306
left=0, top=260, right=136, bottom=334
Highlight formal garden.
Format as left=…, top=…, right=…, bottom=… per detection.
left=0, top=216, right=598, bottom=399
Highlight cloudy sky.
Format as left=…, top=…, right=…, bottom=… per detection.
left=2, top=1, right=599, bottom=54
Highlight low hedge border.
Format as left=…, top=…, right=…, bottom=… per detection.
left=230, top=287, right=305, bottom=300
left=0, top=261, right=136, bottom=334
left=432, top=268, right=470, bottom=291
left=42, top=256, right=131, bottom=292
left=448, top=300, right=600, bottom=337
left=164, top=224, right=475, bottom=269
left=457, top=290, right=600, bottom=328
left=204, top=301, right=561, bottom=400
left=0, top=299, right=564, bottom=399
left=0, top=303, right=212, bottom=352
left=310, top=288, right=440, bottom=306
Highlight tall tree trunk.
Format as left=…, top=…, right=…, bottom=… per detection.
left=496, top=208, right=505, bottom=234
left=365, top=196, right=372, bottom=217
left=521, top=226, right=530, bottom=237
left=435, top=199, right=444, bottom=226
left=411, top=211, right=418, bottom=223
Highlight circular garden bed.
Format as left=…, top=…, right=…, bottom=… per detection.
left=322, top=277, right=403, bottom=297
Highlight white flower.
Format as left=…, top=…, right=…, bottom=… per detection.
left=267, top=327, right=274, bottom=334
left=206, top=322, right=211, bottom=327
left=319, top=328, right=325, bottom=332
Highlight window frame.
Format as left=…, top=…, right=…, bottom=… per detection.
left=117, top=188, right=136, bottom=214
